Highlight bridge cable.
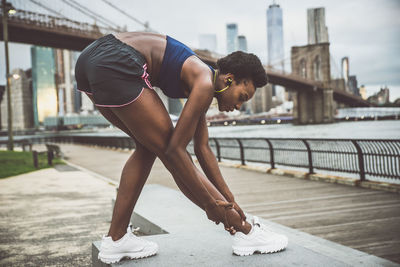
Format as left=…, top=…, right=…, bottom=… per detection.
left=100, top=0, right=156, bottom=32
left=67, top=0, right=121, bottom=29
left=61, top=0, right=119, bottom=30
left=61, top=0, right=119, bottom=29
left=28, top=0, right=68, bottom=18
left=329, top=53, right=342, bottom=79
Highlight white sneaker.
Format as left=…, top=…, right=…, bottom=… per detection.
left=232, top=216, right=288, bottom=256
left=98, top=223, right=158, bottom=264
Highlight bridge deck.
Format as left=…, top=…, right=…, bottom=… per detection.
left=59, top=143, right=400, bottom=263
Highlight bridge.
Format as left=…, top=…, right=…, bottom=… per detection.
left=0, top=2, right=374, bottom=125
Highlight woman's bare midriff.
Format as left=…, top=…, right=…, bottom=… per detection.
left=112, top=32, right=167, bottom=87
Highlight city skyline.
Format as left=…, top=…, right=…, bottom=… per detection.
left=0, top=0, right=399, bottom=101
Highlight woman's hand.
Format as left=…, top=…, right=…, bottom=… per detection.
left=231, top=200, right=246, bottom=226
left=224, top=193, right=247, bottom=227
left=205, top=199, right=236, bottom=234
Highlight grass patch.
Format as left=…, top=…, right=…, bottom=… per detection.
left=0, top=150, right=65, bottom=179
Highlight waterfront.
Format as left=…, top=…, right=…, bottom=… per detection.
left=208, top=120, right=400, bottom=139
left=1, top=120, right=399, bottom=185
left=76, top=120, right=400, bottom=140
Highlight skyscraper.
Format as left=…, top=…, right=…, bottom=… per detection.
left=237, top=35, right=248, bottom=52
left=348, top=75, right=359, bottom=96
left=226, top=23, right=238, bottom=54
left=341, top=57, right=349, bottom=91
left=267, top=1, right=284, bottom=99
left=71, top=51, right=82, bottom=113
left=31, top=46, right=58, bottom=126
left=267, top=2, right=284, bottom=70
left=307, top=7, right=329, bottom=44
left=0, top=69, right=34, bottom=130
left=54, top=49, right=82, bottom=116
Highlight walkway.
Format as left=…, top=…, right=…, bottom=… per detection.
left=59, top=143, right=400, bottom=263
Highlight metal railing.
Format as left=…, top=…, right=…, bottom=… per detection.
left=1, top=135, right=399, bottom=181
left=186, top=137, right=399, bottom=181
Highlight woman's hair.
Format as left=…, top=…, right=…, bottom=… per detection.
left=217, top=51, right=268, bottom=88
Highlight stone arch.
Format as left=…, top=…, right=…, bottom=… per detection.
left=299, top=58, right=307, bottom=78
left=313, top=55, right=321, bottom=81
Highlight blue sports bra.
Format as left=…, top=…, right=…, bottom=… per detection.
left=158, top=35, right=214, bottom=98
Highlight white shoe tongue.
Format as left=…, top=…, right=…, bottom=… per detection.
left=252, top=216, right=261, bottom=227
left=127, top=223, right=133, bottom=233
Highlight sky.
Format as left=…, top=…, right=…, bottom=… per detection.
left=1, top=0, right=399, bottom=101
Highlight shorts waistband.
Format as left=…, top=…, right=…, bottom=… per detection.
left=96, top=34, right=147, bottom=64
left=96, top=33, right=118, bottom=44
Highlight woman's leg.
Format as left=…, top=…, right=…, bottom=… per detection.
left=107, top=88, right=251, bottom=235
left=88, top=93, right=216, bottom=239
left=108, top=144, right=157, bottom=240
left=85, top=93, right=158, bottom=240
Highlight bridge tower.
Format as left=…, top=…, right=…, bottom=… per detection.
left=289, top=7, right=334, bottom=124
left=290, top=43, right=334, bottom=124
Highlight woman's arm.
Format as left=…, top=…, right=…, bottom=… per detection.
left=164, top=64, right=216, bottom=209
left=193, top=114, right=234, bottom=201
left=193, top=114, right=247, bottom=224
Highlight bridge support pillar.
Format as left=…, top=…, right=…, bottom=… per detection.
left=292, top=88, right=334, bottom=125
left=322, top=88, right=334, bottom=123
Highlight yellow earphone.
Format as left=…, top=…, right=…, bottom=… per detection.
left=214, top=71, right=232, bottom=94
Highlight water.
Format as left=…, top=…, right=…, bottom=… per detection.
left=2, top=120, right=399, bottom=148
left=207, top=120, right=400, bottom=139
left=62, top=120, right=400, bottom=139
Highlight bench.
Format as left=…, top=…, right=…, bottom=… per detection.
left=45, top=143, right=64, bottom=159
left=32, top=143, right=63, bottom=168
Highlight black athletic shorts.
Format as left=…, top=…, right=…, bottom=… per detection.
left=75, top=34, right=153, bottom=107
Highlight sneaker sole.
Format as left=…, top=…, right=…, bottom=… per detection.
left=232, top=239, right=288, bottom=256
left=98, top=244, right=158, bottom=264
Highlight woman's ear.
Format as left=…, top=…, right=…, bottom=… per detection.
left=224, top=73, right=235, bottom=84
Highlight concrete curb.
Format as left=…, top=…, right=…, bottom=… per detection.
left=210, top=160, right=400, bottom=194
left=63, top=159, right=118, bottom=187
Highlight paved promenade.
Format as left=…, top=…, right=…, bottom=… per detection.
left=0, top=165, right=115, bottom=266
left=59, top=143, right=400, bottom=264
left=0, top=143, right=399, bottom=266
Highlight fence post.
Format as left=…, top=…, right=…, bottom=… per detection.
left=351, top=140, right=366, bottom=181
left=265, top=139, right=275, bottom=169
left=213, top=138, right=221, bottom=162
left=47, top=150, right=53, bottom=166
left=237, top=139, right=245, bottom=165
left=33, top=150, right=38, bottom=168
left=302, top=140, right=314, bottom=174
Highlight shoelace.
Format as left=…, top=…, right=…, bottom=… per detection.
left=127, top=223, right=141, bottom=235
left=252, top=216, right=272, bottom=233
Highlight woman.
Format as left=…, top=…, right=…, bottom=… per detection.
left=75, top=32, right=288, bottom=264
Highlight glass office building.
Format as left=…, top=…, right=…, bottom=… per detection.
left=238, top=35, right=248, bottom=52
left=267, top=2, right=284, bottom=70
left=267, top=2, right=284, bottom=98
left=31, top=46, right=57, bottom=126
left=226, top=23, right=238, bottom=54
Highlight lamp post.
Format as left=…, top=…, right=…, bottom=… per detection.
left=2, top=0, right=15, bottom=151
